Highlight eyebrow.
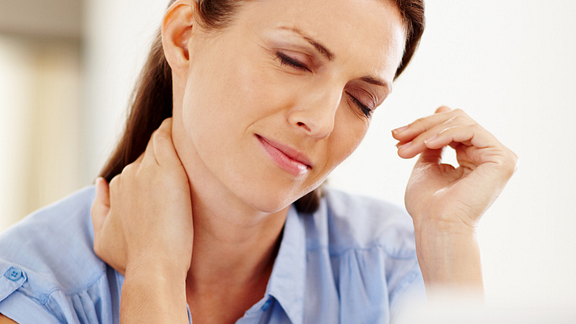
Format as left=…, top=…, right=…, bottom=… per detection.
left=361, top=76, right=392, bottom=93
left=278, top=26, right=391, bottom=93
left=279, top=27, right=335, bottom=61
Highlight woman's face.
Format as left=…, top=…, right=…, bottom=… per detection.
left=174, top=0, right=406, bottom=213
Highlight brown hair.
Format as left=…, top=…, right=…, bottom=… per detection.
left=99, top=0, right=425, bottom=214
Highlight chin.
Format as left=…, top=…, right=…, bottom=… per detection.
left=242, top=187, right=300, bottom=214
left=232, top=180, right=314, bottom=214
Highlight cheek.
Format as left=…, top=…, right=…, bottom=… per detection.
left=317, top=107, right=369, bottom=180
left=234, top=60, right=306, bottom=123
left=334, top=106, right=369, bottom=155
left=180, top=60, right=250, bottom=139
left=190, top=59, right=282, bottom=127
left=331, top=113, right=368, bottom=164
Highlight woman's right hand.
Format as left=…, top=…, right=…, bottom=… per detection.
left=91, top=118, right=194, bottom=279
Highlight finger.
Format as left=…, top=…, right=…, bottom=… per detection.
left=391, top=106, right=460, bottom=142
left=139, top=119, right=171, bottom=168
left=91, top=177, right=110, bottom=236
left=140, top=118, right=180, bottom=168
left=414, top=148, right=459, bottom=176
left=108, top=174, right=122, bottom=204
left=397, top=114, right=475, bottom=158
left=130, top=153, right=144, bottom=171
left=402, top=123, right=503, bottom=168
left=424, top=123, right=498, bottom=151
left=152, top=118, right=182, bottom=167
left=142, top=126, right=160, bottom=167
left=417, top=147, right=443, bottom=164
left=435, top=105, right=452, bottom=114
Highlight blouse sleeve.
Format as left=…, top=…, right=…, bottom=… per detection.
left=0, top=270, right=60, bottom=324
left=0, top=187, right=122, bottom=324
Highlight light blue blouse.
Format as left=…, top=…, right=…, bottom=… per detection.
left=0, top=186, right=424, bottom=323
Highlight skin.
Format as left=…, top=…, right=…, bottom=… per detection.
left=104, top=0, right=405, bottom=322
left=0, top=0, right=516, bottom=324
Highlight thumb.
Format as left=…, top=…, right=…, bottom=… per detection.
left=91, top=177, right=110, bottom=236
left=417, top=147, right=443, bottom=165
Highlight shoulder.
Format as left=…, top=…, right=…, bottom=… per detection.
left=320, top=187, right=416, bottom=258
left=0, top=186, right=106, bottom=289
left=0, top=186, right=116, bottom=322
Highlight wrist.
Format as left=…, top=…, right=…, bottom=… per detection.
left=125, top=256, right=189, bottom=283
left=121, top=264, right=189, bottom=324
left=413, top=218, right=484, bottom=293
left=413, top=215, right=477, bottom=239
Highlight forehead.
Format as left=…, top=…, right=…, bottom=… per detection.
left=236, top=0, right=407, bottom=81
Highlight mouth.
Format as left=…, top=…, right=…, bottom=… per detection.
left=256, top=135, right=312, bottom=177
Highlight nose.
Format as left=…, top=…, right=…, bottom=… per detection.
left=287, top=88, right=342, bottom=140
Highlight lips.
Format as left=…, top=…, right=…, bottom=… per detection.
left=256, top=135, right=312, bottom=176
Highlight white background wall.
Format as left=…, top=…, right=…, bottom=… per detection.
left=1, top=0, right=575, bottom=313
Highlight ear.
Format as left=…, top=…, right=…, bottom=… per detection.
left=162, top=0, right=197, bottom=80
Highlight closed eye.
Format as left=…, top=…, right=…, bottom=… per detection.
left=276, top=51, right=310, bottom=72
left=346, top=92, right=373, bottom=118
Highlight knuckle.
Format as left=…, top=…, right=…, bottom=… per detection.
left=412, top=117, right=426, bottom=128
left=109, top=174, right=121, bottom=191
left=160, top=117, right=173, bottom=128
left=93, top=242, right=104, bottom=258
left=444, top=115, right=463, bottom=127
left=470, top=121, right=482, bottom=131
left=153, top=127, right=171, bottom=143
left=452, top=108, right=465, bottom=115
left=109, top=174, right=118, bottom=186
left=436, top=105, right=452, bottom=114
left=450, top=112, right=476, bottom=128
left=121, top=164, right=131, bottom=175
left=509, top=151, right=520, bottom=174
left=122, top=162, right=138, bottom=176
left=494, top=150, right=519, bottom=177
left=445, top=115, right=459, bottom=124
left=453, top=113, right=468, bottom=122
left=150, top=132, right=170, bottom=156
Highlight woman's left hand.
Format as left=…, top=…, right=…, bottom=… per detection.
left=393, top=106, right=518, bottom=231
left=392, top=106, right=518, bottom=291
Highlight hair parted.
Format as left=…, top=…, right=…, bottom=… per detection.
left=99, top=0, right=425, bottom=214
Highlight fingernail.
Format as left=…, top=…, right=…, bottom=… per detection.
left=392, top=126, right=409, bottom=134
left=398, top=141, right=412, bottom=150
left=424, top=135, right=437, bottom=143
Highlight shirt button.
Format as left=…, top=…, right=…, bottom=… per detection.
left=261, top=298, right=272, bottom=312
left=4, top=267, right=23, bottom=281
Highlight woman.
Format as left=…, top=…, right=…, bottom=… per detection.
left=0, top=0, right=518, bottom=323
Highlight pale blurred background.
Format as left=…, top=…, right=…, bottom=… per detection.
left=1, top=0, right=574, bottom=316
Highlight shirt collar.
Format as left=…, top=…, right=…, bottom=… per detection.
left=266, top=205, right=307, bottom=324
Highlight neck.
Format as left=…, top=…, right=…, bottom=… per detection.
left=170, top=115, right=288, bottom=296
left=187, top=183, right=287, bottom=291
left=183, top=152, right=288, bottom=323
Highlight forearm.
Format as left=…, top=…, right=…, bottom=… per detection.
left=414, top=221, right=484, bottom=297
left=120, top=264, right=189, bottom=324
